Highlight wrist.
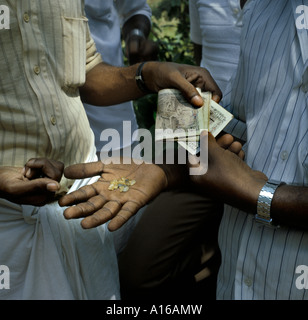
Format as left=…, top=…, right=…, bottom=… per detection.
left=156, top=163, right=189, bottom=190
left=254, top=179, right=285, bottom=228
left=135, top=61, right=154, bottom=93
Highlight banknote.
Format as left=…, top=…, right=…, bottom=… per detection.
left=155, top=88, right=211, bottom=141
left=155, top=88, right=233, bottom=154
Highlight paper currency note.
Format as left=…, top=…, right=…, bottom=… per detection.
left=178, top=100, right=234, bottom=154
left=155, top=88, right=211, bottom=141
left=209, top=100, right=234, bottom=138
left=155, top=88, right=234, bottom=155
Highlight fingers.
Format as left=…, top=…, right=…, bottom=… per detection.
left=58, top=183, right=99, bottom=207
left=216, top=134, right=245, bottom=159
left=155, top=63, right=221, bottom=107
left=180, top=66, right=222, bottom=104
left=59, top=182, right=124, bottom=228
left=172, top=77, right=205, bottom=108
left=11, top=178, right=61, bottom=206
left=228, top=141, right=244, bottom=157
left=78, top=200, right=140, bottom=230
left=24, top=158, right=64, bottom=182
left=63, top=194, right=115, bottom=221
left=79, top=200, right=122, bottom=229
left=183, top=81, right=222, bottom=107
left=64, top=161, right=104, bottom=179
left=59, top=182, right=141, bottom=230
left=107, top=201, right=140, bottom=231
left=18, top=177, right=60, bottom=195
left=216, top=134, right=234, bottom=149
left=191, top=92, right=205, bottom=108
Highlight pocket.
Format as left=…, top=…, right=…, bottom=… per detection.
left=61, top=16, right=88, bottom=90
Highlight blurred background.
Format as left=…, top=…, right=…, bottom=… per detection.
left=128, top=0, right=194, bottom=131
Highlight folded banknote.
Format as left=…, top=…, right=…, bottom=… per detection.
left=155, top=88, right=233, bottom=154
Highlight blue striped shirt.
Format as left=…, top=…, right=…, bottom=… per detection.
left=218, top=0, right=308, bottom=300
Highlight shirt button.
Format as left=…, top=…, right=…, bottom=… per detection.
left=244, top=278, right=253, bottom=287
left=50, top=116, right=57, bottom=126
left=33, top=65, right=41, bottom=75
left=23, top=13, right=30, bottom=23
left=280, top=150, right=289, bottom=161
left=233, top=8, right=239, bottom=14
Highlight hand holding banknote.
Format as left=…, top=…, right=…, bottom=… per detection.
left=155, top=88, right=234, bottom=154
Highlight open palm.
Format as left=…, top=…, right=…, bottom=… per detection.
left=59, top=160, right=167, bottom=231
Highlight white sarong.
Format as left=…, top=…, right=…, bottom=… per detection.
left=0, top=151, right=120, bottom=300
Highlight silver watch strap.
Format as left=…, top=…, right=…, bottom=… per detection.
left=255, top=180, right=284, bottom=228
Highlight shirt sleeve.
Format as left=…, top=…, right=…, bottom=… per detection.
left=85, top=23, right=103, bottom=73
left=189, top=0, right=202, bottom=45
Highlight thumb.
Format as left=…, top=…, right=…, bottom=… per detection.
left=174, top=80, right=205, bottom=108
left=23, top=178, right=61, bottom=193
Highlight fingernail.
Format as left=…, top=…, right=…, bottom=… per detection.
left=191, top=95, right=204, bottom=108
left=47, top=183, right=59, bottom=192
left=200, top=130, right=208, bottom=137
left=213, top=95, right=221, bottom=103
left=26, top=168, right=31, bottom=177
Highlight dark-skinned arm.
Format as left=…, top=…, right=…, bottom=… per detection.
left=79, top=61, right=222, bottom=107
left=122, top=14, right=158, bottom=65
left=190, top=132, right=308, bottom=231
left=58, top=134, right=243, bottom=230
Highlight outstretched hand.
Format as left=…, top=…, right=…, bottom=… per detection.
left=59, top=160, right=168, bottom=231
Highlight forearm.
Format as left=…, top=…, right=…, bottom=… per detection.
left=220, top=180, right=308, bottom=230
left=79, top=62, right=145, bottom=106
left=190, top=133, right=308, bottom=230
left=156, top=163, right=189, bottom=190
left=80, top=60, right=222, bottom=109
left=271, top=184, right=308, bottom=230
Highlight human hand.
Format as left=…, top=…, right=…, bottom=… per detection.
left=216, top=133, right=245, bottom=160
left=0, top=158, right=64, bottom=206
left=58, top=160, right=167, bottom=231
left=23, top=158, right=64, bottom=182
left=126, top=37, right=159, bottom=65
left=189, top=132, right=267, bottom=212
left=142, top=61, right=222, bottom=106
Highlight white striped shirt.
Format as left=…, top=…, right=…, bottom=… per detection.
left=0, top=0, right=102, bottom=191
left=189, top=0, right=242, bottom=95
left=83, top=0, right=152, bottom=153
left=218, top=0, right=308, bottom=299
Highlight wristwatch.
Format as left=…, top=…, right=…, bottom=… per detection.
left=255, top=180, right=285, bottom=228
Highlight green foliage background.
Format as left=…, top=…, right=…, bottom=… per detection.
left=132, top=0, right=195, bottom=132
